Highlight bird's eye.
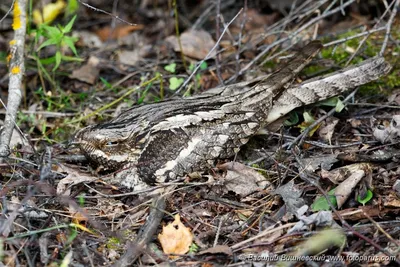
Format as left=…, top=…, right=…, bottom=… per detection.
left=105, top=141, right=119, bottom=147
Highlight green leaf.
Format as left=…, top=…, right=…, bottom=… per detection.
left=357, top=190, right=373, bottom=205
left=195, top=73, right=201, bottom=81
left=63, top=15, right=77, bottom=33
left=188, top=242, right=199, bottom=254
left=137, top=84, right=152, bottom=104
left=63, top=36, right=78, bottom=56
left=335, top=98, right=345, bottom=113
left=303, top=111, right=315, bottom=124
left=296, top=111, right=320, bottom=137
left=39, top=56, right=56, bottom=65
left=78, top=194, right=85, bottom=206
left=164, top=63, right=176, bottom=73
left=53, top=51, right=62, bottom=71
left=199, top=61, right=208, bottom=70
left=318, top=97, right=339, bottom=107
left=60, top=55, right=83, bottom=62
left=41, top=24, right=61, bottom=37
left=311, top=189, right=337, bottom=211
left=284, top=112, right=299, bottom=126
left=37, top=38, right=59, bottom=51
left=188, top=63, right=195, bottom=72
left=66, top=0, right=79, bottom=16
left=169, top=77, right=184, bottom=90
left=100, top=77, right=112, bottom=89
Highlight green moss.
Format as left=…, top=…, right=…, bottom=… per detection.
left=263, top=60, right=278, bottom=70
left=106, top=237, right=121, bottom=250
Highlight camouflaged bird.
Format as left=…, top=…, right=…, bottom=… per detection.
left=74, top=40, right=392, bottom=190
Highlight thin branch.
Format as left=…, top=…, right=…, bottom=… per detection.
left=324, top=26, right=387, bottom=47
left=287, top=89, right=358, bottom=149
left=226, top=0, right=356, bottom=83
left=345, top=0, right=395, bottom=65
left=0, top=0, right=27, bottom=157
left=77, top=0, right=136, bottom=26
left=0, top=0, right=15, bottom=24
left=215, top=0, right=224, bottom=85
left=380, top=0, right=399, bottom=56
left=175, top=8, right=243, bottom=94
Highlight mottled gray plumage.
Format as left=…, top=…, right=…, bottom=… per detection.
left=74, top=41, right=391, bottom=189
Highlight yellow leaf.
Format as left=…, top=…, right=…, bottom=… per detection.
left=158, top=214, right=193, bottom=258
left=33, top=0, right=66, bottom=25
left=70, top=222, right=96, bottom=235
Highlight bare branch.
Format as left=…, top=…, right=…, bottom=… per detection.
left=380, top=0, right=399, bottom=56
left=0, top=0, right=27, bottom=157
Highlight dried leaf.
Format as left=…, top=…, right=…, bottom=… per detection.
left=373, top=115, right=400, bottom=143
left=335, top=170, right=365, bottom=208
left=198, top=245, right=233, bottom=256
left=118, top=50, right=141, bottom=67
left=217, top=162, right=271, bottom=196
left=73, top=30, right=103, bottom=48
left=166, top=29, right=216, bottom=60
left=95, top=25, right=144, bottom=41
left=56, top=164, right=98, bottom=195
left=158, top=214, right=193, bottom=258
left=274, top=180, right=305, bottom=218
left=320, top=163, right=370, bottom=184
left=69, top=56, right=100, bottom=84
left=318, top=117, right=339, bottom=143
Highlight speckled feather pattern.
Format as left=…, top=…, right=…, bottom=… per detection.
left=74, top=41, right=391, bottom=189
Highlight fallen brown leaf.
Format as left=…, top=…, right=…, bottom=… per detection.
left=166, top=29, right=216, bottom=60
left=96, top=24, right=144, bottom=41
left=69, top=56, right=100, bottom=84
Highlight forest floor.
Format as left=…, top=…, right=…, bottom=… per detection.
left=0, top=0, right=400, bottom=266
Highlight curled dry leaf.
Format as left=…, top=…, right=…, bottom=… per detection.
left=56, top=164, right=98, bottom=195
left=158, top=214, right=193, bottom=258
left=273, top=180, right=305, bottom=218
left=373, top=115, right=400, bottom=143
left=300, top=155, right=338, bottom=172
left=320, top=163, right=370, bottom=184
left=217, top=162, right=272, bottom=197
left=69, top=56, right=100, bottom=84
left=73, top=30, right=103, bottom=48
left=318, top=117, right=339, bottom=143
left=383, top=192, right=400, bottom=208
left=335, top=170, right=365, bottom=208
left=95, top=25, right=144, bottom=41
left=288, top=211, right=334, bottom=233
left=166, top=29, right=216, bottom=60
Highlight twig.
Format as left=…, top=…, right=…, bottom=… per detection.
left=324, top=26, right=387, bottom=47
left=0, top=0, right=27, bottom=157
left=192, top=2, right=216, bottom=30
left=345, top=0, right=395, bottom=65
left=175, top=8, right=243, bottom=94
left=213, top=216, right=224, bottom=247
left=214, top=0, right=224, bottom=85
left=114, top=188, right=171, bottom=267
left=287, top=89, right=358, bottom=149
left=173, top=0, right=187, bottom=71
left=0, top=0, right=15, bottom=24
left=380, top=0, right=399, bottom=56
left=293, top=153, right=400, bottom=265
left=232, top=0, right=247, bottom=83
left=234, top=0, right=356, bottom=79
left=77, top=0, right=136, bottom=26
